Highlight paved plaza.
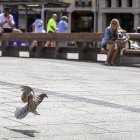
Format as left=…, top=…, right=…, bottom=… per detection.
left=0, top=56, right=140, bottom=140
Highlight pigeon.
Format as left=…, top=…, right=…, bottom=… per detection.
left=14, top=85, right=48, bottom=119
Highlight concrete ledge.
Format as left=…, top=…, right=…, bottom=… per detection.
left=0, top=33, right=140, bottom=64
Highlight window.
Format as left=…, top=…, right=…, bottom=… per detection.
left=71, top=11, right=94, bottom=32
left=75, top=0, right=92, bottom=7
left=106, top=0, right=111, bottom=7
left=118, top=0, right=121, bottom=7
left=127, top=0, right=132, bottom=7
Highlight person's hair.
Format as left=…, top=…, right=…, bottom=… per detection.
left=110, top=18, right=121, bottom=31
left=4, top=7, right=11, bottom=12
left=62, top=16, right=68, bottom=21
left=36, top=14, right=41, bottom=19
left=52, top=14, right=57, bottom=17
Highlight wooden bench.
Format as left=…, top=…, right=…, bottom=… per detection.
left=118, top=49, right=140, bottom=64
left=0, top=33, right=140, bottom=64
left=116, top=33, right=140, bottom=64
left=0, top=33, right=103, bottom=61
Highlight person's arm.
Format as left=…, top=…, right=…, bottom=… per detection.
left=63, top=21, right=68, bottom=30
left=7, top=15, right=14, bottom=27
left=49, top=19, right=57, bottom=32
left=0, top=14, right=7, bottom=26
left=0, top=21, right=7, bottom=26
left=102, top=27, right=111, bottom=45
left=50, top=25, right=57, bottom=32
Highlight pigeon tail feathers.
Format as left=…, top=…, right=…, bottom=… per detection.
left=14, top=105, right=29, bottom=119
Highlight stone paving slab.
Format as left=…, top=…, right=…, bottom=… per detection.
left=0, top=57, right=140, bottom=140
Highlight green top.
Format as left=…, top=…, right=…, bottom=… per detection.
left=47, top=18, right=56, bottom=33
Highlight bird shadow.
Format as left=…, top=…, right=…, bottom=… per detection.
left=4, top=127, right=39, bottom=137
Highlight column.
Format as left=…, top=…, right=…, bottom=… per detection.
left=133, top=0, right=139, bottom=8
left=133, top=13, right=140, bottom=30
left=111, top=0, right=117, bottom=7
left=41, top=4, right=45, bottom=27
left=98, top=12, right=106, bottom=32
left=122, top=0, right=127, bottom=7
left=25, top=6, right=28, bottom=32
left=67, top=12, right=71, bottom=32
left=94, top=11, right=97, bottom=32
left=99, top=0, right=106, bottom=8
left=0, top=4, right=3, bottom=13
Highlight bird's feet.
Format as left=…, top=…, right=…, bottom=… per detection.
left=34, top=111, right=40, bottom=115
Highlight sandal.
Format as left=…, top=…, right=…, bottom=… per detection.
left=104, top=61, right=111, bottom=66
left=111, top=62, right=117, bottom=66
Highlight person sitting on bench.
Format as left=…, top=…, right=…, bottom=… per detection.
left=0, top=7, right=22, bottom=35
left=101, top=18, right=129, bottom=66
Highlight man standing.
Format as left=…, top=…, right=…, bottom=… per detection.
left=45, top=14, right=58, bottom=47
left=47, top=14, right=58, bottom=33
left=32, top=14, right=45, bottom=33
left=30, top=14, right=46, bottom=48
left=57, top=16, right=68, bottom=47
left=58, top=16, right=68, bottom=33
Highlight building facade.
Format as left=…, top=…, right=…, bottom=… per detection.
left=0, top=0, right=140, bottom=33
left=63, top=0, right=140, bottom=32
left=98, top=0, right=140, bottom=32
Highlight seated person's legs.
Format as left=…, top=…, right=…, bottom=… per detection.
left=12, top=28, right=22, bottom=33
left=105, top=43, right=120, bottom=65
left=110, top=44, right=120, bottom=65
left=45, top=41, right=51, bottom=47
left=105, top=44, right=114, bottom=65
left=3, top=28, right=22, bottom=33
left=3, top=28, right=13, bottom=33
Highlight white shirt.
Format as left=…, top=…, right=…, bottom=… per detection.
left=33, top=19, right=45, bottom=33
left=0, top=13, right=15, bottom=28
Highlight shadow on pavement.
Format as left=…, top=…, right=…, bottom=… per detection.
left=4, top=127, right=39, bottom=137
left=1, top=81, right=140, bottom=114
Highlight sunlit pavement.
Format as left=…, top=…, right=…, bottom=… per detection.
left=0, top=57, right=140, bottom=140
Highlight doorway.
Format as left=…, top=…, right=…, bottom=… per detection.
left=71, top=11, right=94, bottom=32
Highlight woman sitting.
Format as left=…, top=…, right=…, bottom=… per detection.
left=101, top=18, right=129, bottom=66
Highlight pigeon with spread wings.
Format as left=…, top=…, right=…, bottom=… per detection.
left=14, top=85, right=48, bottom=119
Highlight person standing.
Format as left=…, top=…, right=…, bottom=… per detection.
left=31, top=14, right=46, bottom=48
left=32, top=14, right=45, bottom=33
left=58, top=16, right=68, bottom=33
left=57, top=16, right=69, bottom=47
left=45, top=14, right=58, bottom=47
left=101, top=18, right=129, bottom=66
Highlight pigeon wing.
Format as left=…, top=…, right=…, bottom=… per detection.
left=20, top=85, right=35, bottom=103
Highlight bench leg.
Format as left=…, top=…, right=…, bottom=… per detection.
left=29, top=41, right=37, bottom=58
left=56, top=52, right=67, bottom=59
left=42, top=47, right=56, bottom=58
left=29, top=46, right=37, bottom=58
left=55, top=47, right=67, bottom=59
left=1, top=41, right=19, bottom=57
left=118, top=55, right=140, bottom=65
left=29, top=41, right=45, bottom=58
left=79, top=47, right=98, bottom=61
left=2, top=48, right=19, bottom=57
left=79, top=51, right=98, bottom=61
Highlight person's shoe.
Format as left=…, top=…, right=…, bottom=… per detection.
left=104, top=61, right=111, bottom=66
left=111, top=62, right=117, bottom=66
